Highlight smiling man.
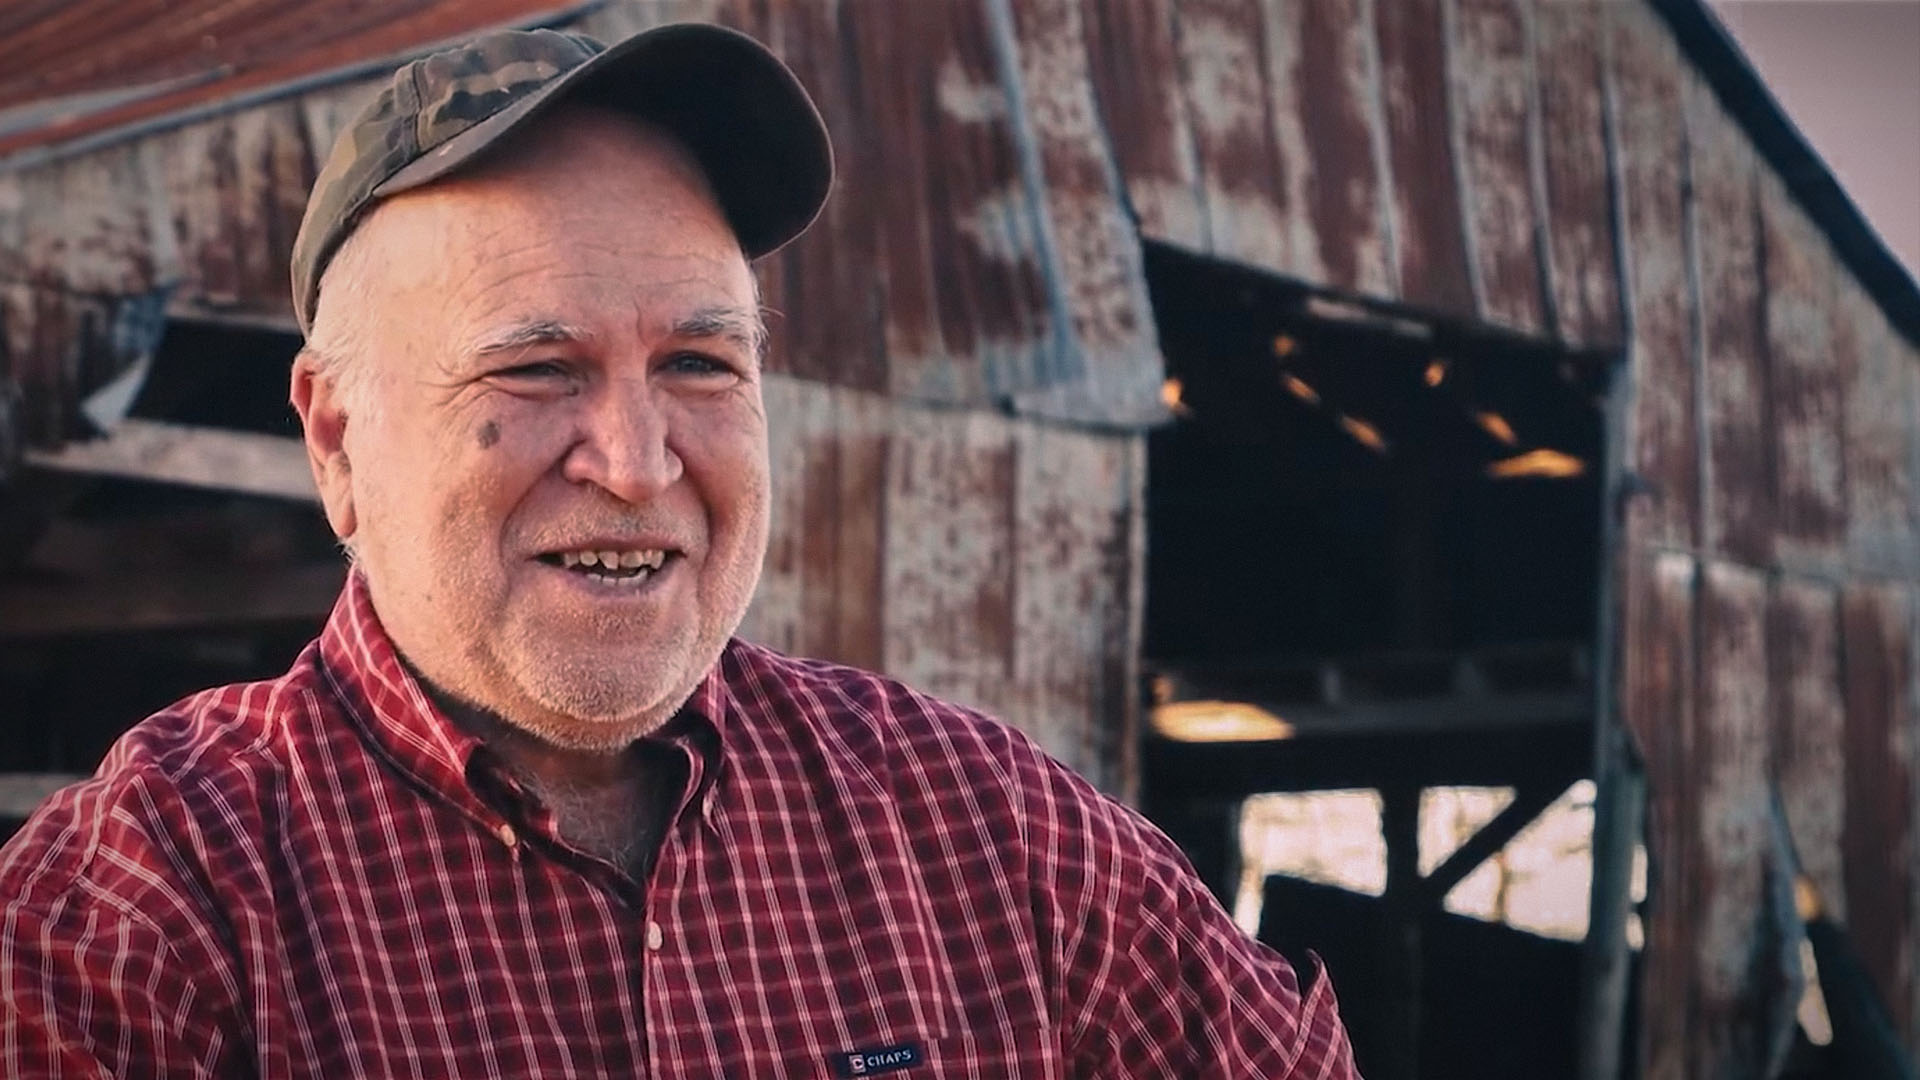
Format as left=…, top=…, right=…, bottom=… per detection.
left=0, top=24, right=1356, bottom=1079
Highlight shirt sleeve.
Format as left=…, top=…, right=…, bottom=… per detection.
left=2, top=888, right=240, bottom=1079
left=1055, top=795, right=1359, bottom=1079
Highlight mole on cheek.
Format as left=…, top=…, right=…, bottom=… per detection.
left=476, top=420, right=501, bottom=449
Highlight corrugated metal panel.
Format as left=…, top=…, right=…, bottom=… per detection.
left=1686, top=69, right=1773, bottom=567
left=1373, top=0, right=1473, bottom=314
left=1840, top=583, right=1918, bottom=1050
left=1453, top=0, right=1547, bottom=334
left=1168, top=0, right=1292, bottom=271
left=1769, top=578, right=1847, bottom=918
left=0, top=0, right=585, bottom=160
left=1611, top=1, right=1698, bottom=554
left=1760, top=170, right=1846, bottom=570
left=1692, top=559, right=1793, bottom=1077
left=1289, top=0, right=1395, bottom=297
left=1841, top=279, right=1919, bottom=578
left=1620, top=549, right=1698, bottom=1080
left=1533, top=0, right=1619, bottom=349
left=742, top=375, right=1142, bottom=795
left=1073, top=0, right=1202, bottom=250
left=997, top=0, right=1165, bottom=427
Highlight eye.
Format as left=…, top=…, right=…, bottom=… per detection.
left=662, top=351, right=736, bottom=377
left=494, top=359, right=570, bottom=380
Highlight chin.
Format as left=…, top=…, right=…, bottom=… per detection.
left=511, top=650, right=706, bottom=748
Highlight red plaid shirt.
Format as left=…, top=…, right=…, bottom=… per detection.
left=2, top=574, right=1355, bottom=1078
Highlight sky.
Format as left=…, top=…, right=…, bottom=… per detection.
left=1707, top=0, right=1920, bottom=280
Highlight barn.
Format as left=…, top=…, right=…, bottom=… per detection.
left=0, top=1, right=1914, bottom=1077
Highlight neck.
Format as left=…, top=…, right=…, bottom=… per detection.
left=414, top=676, right=674, bottom=881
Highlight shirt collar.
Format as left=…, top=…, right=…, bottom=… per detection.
left=316, top=570, right=737, bottom=825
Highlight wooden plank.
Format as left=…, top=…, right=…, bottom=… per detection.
left=1692, top=559, right=1784, bottom=1079
left=1620, top=549, right=1696, bottom=1080
left=1285, top=0, right=1395, bottom=297
left=1533, top=0, right=1620, bottom=349
left=1839, top=281, right=1919, bottom=578
left=1372, top=0, right=1475, bottom=317
left=0, top=561, right=345, bottom=638
left=1453, top=0, right=1548, bottom=334
left=1075, top=0, right=1206, bottom=248
left=1840, top=582, right=1917, bottom=1050
left=1758, top=172, right=1845, bottom=570
left=1684, top=71, right=1772, bottom=567
left=1170, top=0, right=1292, bottom=271
left=881, top=405, right=1017, bottom=718
left=22, top=418, right=316, bottom=501
left=1768, top=577, right=1848, bottom=918
left=1609, top=2, right=1699, bottom=553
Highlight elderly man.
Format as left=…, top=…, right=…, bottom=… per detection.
left=1, top=24, right=1355, bottom=1079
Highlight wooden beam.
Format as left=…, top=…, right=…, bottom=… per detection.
left=0, top=561, right=344, bottom=638
left=1420, top=778, right=1576, bottom=903
left=23, top=419, right=316, bottom=502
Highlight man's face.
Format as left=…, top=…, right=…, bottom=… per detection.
left=296, top=107, right=769, bottom=750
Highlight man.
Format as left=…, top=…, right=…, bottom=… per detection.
left=0, top=23, right=1356, bottom=1078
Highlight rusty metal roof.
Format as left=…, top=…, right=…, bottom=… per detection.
left=0, top=0, right=589, bottom=162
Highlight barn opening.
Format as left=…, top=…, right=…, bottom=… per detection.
left=0, top=318, right=335, bottom=836
left=1136, top=239, right=1616, bottom=1079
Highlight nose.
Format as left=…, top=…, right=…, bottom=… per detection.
left=559, top=374, right=683, bottom=504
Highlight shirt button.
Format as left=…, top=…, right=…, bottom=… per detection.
left=496, top=823, right=518, bottom=848
left=646, top=921, right=665, bottom=951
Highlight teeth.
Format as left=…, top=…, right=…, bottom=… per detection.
left=555, top=548, right=668, bottom=572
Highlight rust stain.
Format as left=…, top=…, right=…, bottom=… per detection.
left=1534, top=0, right=1621, bottom=349
left=882, top=408, right=1018, bottom=711
left=1172, top=0, right=1291, bottom=270
left=1293, top=0, right=1390, bottom=296
left=1841, top=583, right=1917, bottom=1045
left=1621, top=550, right=1698, bottom=1080
left=1075, top=0, right=1204, bottom=246
left=723, top=0, right=886, bottom=391
left=1768, top=578, right=1847, bottom=918
left=1839, top=285, right=1918, bottom=576
left=1692, top=561, right=1797, bottom=1079
left=0, top=0, right=586, bottom=159
left=1611, top=2, right=1698, bottom=553
left=1686, top=73, right=1773, bottom=567
left=1759, top=176, right=1846, bottom=566
left=1454, top=0, right=1546, bottom=334
left=1372, top=0, right=1474, bottom=317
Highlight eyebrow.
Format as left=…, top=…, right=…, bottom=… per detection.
left=467, top=318, right=596, bottom=357
left=673, top=305, right=769, bottom=361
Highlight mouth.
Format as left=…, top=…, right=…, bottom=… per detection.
left=535, top=546, right=675, bottom=588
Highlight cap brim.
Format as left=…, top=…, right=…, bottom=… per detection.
left=373, top=23, right=832, bottom=260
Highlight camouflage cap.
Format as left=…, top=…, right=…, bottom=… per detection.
left=290, top=23, right=833, bottom=335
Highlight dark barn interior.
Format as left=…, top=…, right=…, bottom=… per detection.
left=0, top=320, right=332, bottom=832
left=1137, top=239, right=1614, bottom=1080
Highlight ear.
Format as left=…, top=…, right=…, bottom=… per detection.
left=290, top=350, right=358, bottom=541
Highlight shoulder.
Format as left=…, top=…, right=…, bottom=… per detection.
left=718, top=639, right=1180, bottom=878
left=0, top=645, right=331, bottom=919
